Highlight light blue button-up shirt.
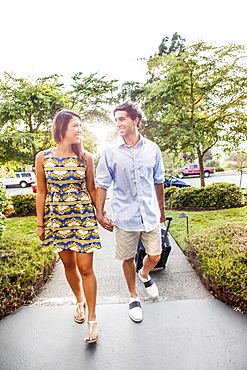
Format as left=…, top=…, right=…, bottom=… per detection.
left=96, top=135, right=164, bottom=232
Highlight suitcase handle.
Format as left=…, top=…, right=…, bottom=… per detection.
left=161, top=216, right=172, bottom=240
left=165, top=216, right=172, bottom=221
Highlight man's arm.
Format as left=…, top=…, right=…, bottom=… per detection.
left=154, top=183, right=166, bottom=223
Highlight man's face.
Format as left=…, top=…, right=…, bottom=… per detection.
left=114, top=110, right=139, bottom=138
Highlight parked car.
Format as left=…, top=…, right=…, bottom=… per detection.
left=176, top=164, right=215, bottom=178
left=0, top=172, right=36, bottom=188
left=164, top=176, right=191, bottom=188
left=32, top=182, right=37, bottom=193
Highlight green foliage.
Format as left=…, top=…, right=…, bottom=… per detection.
left=0, top=71, right=119, bottom=166
left=162, top=150, right=186, bottom=176
left=164, top=186, right=178, bottom=203
left=226, top=152, right=247, bottom=172
left=69, top=72, right=118, bottom=125
left=80, top=124, right=98, bottom=153
left=187, top=223, right=247, bottom=313
left=157, top=32, right=186, bottom=57
left=226, top=152, right=247, bottom=187
left=165, top=183, right=244, bottom=209
left=10, top=193, right=36, bottom=215
left=166, top=208, right=246, bottom=312
left=0, top=233, right=56, bottom=318
left=116, top=81, right=145, bottom=103
left=141, top=42, right=247, bottom=187
left=0, top=73, right=66, bottom=165
left=0, top=185, right=13, bottom=238
left=0, top=132, right=36, bottom=165
left=215, top=166, right=225, bottom=172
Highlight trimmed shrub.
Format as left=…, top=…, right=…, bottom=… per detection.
left=0, top=234, right=56, bottom=318
left=215, top=166, right=225, bottom=172
left=166, top=182, right=244, bottom=209
left=187, top=222, right=247, bottom=313
left=164, top=186, right=178, bottom=204
left=0, top=185, right=13, bottom=237
left=9, top=193, right=36, bottom=215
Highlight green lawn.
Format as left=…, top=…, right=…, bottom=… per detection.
left=3, top=216, right=38, bottom=240
left=166, top=207, right=246, bottom=250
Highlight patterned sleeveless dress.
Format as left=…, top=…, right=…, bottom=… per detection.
left=41, top=150, right=101, bottom=253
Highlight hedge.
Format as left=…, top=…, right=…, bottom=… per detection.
left=165, top=182, right=244, bottom=209
left=186, top=222, right=247, bottom=314
left=0, top=234, right=56, bottom=319
left=8, top=193, right=36, bottom=216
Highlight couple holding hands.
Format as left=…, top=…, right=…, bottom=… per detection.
left=35, top=101, right=165, bottom=343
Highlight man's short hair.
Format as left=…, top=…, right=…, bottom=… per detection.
left=113, top=101, right=142, bottom=128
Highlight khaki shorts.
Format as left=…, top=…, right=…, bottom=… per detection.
left=115, top=226, right=162, bottom=260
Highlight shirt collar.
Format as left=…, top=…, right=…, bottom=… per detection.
left=117, top=134, right=146, bottom=148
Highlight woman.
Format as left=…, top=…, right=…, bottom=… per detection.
left=35, top=109, right=101, bottom=343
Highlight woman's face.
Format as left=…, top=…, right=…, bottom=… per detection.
left=64, top=116, right=82, bottom=144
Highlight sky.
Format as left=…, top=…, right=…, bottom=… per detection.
left=1, top=0, right=247, bottom=85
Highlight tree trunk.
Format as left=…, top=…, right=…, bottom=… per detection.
left=239, top=170, right=243, bottom=188
left=197, top=148, right=205, bottom=187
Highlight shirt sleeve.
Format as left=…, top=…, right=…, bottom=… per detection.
left=153, top=146, right=165, bottom=184
left=95, top=149, right=113, bottom=189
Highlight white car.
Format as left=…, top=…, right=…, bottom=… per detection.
left=0, top=172, right=36, bottom=188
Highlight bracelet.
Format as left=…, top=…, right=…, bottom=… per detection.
left=37, top=225, right=44, bottom=228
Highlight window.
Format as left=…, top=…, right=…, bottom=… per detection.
left=22, top=173, right=31, bottom=178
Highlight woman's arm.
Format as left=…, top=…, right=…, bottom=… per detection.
left=35, top=151, right=47, bottom=240
left=85, top=152, right=97, bottom=207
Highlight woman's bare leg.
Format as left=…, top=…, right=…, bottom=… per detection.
left=77, top=252, right=98, bottom=342
left=59, top=250, right=84, bottom=302
left=59, top=250, right=85, bottom=322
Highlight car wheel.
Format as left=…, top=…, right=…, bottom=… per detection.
left=204, top=171, right=210, bottom=178
left=178, top=173, right=184, bottom=178
left=20, top=181, right=27, bottom=188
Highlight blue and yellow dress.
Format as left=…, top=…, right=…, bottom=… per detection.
left=41, top=150, right=101, bottom=253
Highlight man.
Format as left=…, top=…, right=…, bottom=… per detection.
left=96, top=101, right=165, bottom=322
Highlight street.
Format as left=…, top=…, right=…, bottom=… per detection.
left=184, top=171, right=247, bottom=188
left=6, top=186, right=33, bottom=196
left=4, top=172, right=247, bottom=196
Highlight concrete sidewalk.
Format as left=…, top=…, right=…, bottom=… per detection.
left=1, top=200, right=247, bottom=370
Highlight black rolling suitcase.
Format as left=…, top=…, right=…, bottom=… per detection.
left=135, top=216, right=172, bottom=272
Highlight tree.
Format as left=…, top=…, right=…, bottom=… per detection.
left=81, top=124, right=98, bottom=154
left=158, top=32, right=186, bottom=57
left=0, top=72, right=118, bottom=166
left=226, top=152, right=247, bottom=187
left=0, top=73, right=67, bottom=164
left=116, top=81, right=144, bottom=103
left=141, top=42, right=247, bottom=187
left=68, top=72, right=118, bottom=125
left=147, top=32, right=186, bottom=82
left=116, top=32, right=186, bottom=103
left=0, top=132, right=35, bottom=165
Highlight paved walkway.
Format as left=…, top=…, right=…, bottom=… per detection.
left=1, top=200, right=247, bottom=370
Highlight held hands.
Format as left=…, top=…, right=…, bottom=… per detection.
left=97, top=211, right=115, bottom=232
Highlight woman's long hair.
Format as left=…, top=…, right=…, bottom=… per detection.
left=52, top=109, right=85, bottom=161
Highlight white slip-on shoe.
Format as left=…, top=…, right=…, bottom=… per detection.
left=129, top=297, right=143, bottom=322
left=138, top=270, right=159, bottom=298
